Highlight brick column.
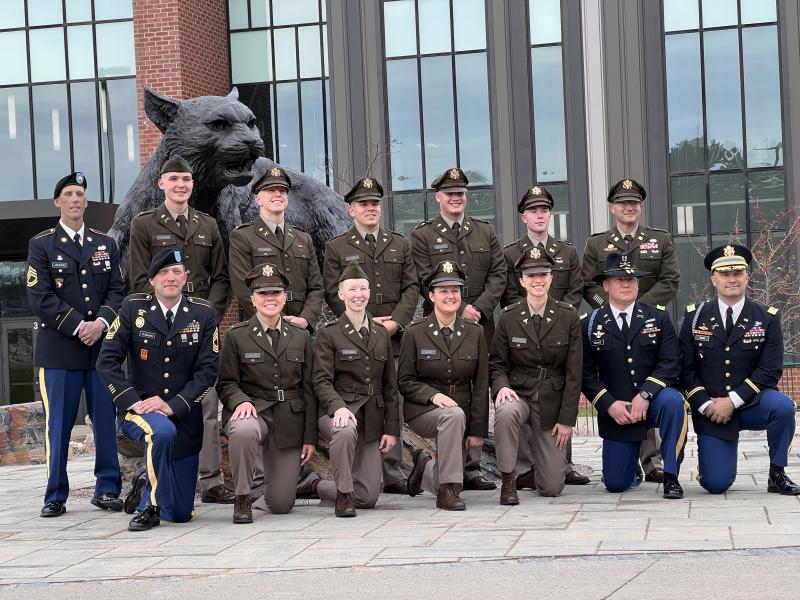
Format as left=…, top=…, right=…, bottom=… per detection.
left=133, top=0, right=231, bottom=164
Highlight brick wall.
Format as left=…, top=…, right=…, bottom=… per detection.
left=220, top=298, right=241, bottom=336
left=134, top=0, right=231, bottom=164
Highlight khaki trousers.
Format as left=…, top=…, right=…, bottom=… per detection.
left=317, top=414, right=383, bottom=508
left=516, top=424, right=574, bottom=473
left=198, top=387, right=225, bottom=493
left=382, top=357, right=405, bottom=486
left=494, top=393, right=567, bottom=497
left=640, top=428, right=664, bottom=475
left=407, top=406, right=467, bottom=494
left=225, top=407, right=300, bottom=514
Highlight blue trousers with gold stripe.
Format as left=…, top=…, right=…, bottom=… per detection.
left=120, top=412, right=198, bottom=523
left=603, top=387, right=688, bottom=492
left=697, top=390, right=795, bottom=494
left=39, top=368, right=121, bottom=504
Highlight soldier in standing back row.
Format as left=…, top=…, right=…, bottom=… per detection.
left=581, top=178, right=680, bottom=484
left=127, top=155, right=235, bottom=505
left=323, top=177, right=419, bottom=494
left=411, top=167, right=505, bottom=491
left=502, top=185, right=589, bottom=488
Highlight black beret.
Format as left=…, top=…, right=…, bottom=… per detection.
left=431, top=167, right=469, bottom=193
left=148, top=248, right=185, bottom=279
left=704, top=244, right=752, bottom=272
left=160, top=155, right=193, bottom=176
left=607, top=178, right=646, bottom=203
left=53, top=172, right=87, bottom=198
left=339, top=262, right=370, bottom=283
left=423, top=260, right=466, bottom=288
left=245, top=263, right=290, bottom=292
left=253, top=166, right=292, bottom=193
left=593, top=252, right=649, bottom=283
left=514, top=246, right=555, bottom=275
left=344, top=178, right=383, bottom=203
left=517, top=185, right=554, bottom=213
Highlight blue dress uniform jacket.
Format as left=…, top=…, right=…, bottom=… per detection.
left=26, top=224, right=126, bottom=369
left=679, top=299, right=783, bottom=441
left=582, top=302, right=681, bottom=441
left=96, top=293, right=220, bottom=459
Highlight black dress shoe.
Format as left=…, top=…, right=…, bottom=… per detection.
left=91, top=493, right=123, bottom=512
left=645, top=468, right=665, bottom=483
left=565, top=470, right=590, bottom=485
left=662, top=473, right=684, bottom=499
left=128, top=506, right=160, bottom=531
left=40, top=501, right=66, bottom=518
left=383, top=479, right=409, bottom=494
left=297, top=468, right=321, bottom=499
left=407, top=449, right=432, bottom=497
left=768, top=470, right=800, bottom=495
left=516, top=469, right=536, bottom=490
left=463, top=476, right=497, bottom=491
left=124, top=470, right=147, bottom=514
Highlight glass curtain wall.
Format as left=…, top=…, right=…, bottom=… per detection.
left=0, top=0, right=138, bottom=202
left=663, top=0, right=784, bottom=311
left=228, top=0, right=331, bottom=184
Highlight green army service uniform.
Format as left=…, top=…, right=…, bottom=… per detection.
left=229, top=216, right=323, bottom=323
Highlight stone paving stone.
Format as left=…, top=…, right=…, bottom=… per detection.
left=48, top=556, right=166, bottom=579
left=506, top=541, right=600, bottom=557
left=280, top=546, right=383, bottom=568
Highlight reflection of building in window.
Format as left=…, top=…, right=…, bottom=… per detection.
left=228, top=0, right=331, bottom=184
left=663, top=1, right=785, bottom=312
left=0, top=1, right=139, bottom=202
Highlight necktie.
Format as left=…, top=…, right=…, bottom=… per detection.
left=359, top=326, right=370, bottom=342
left=365, top=233, right=376, bottom=254
left=620, top=311, right=629, bottom=338
left=73, top=232, right=82, bottom=250
left=532, top=314, right=542, bottom=336
left=269, top=327, right=280, bottom=348
left=176, top=214, right=187, bottom=236
left=442, top=326, right=453, bottom=348
left=624, top=234, right=633, bottom=249
left=725, top=306, right=734, bottom=337
left=166, top=309, right=174, bottom=329
left=275, top=225, right=284, bottom=247
left=452, top=222, right=460, bottom=235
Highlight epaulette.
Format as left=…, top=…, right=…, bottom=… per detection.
left=647, top=226, right=669, bottom=234
left=408, top=318, right=427, bottom=327
left=413, top=219, right=433, bottom=230
left=128, top=293, right=152, bottom=301
left=88, top=227, right=109, bottom=236
left=555, top=300, right=575, bottom=310
left=503, top=301, right=521, bottom=312
left=320, top=319, right=339, bottom=327
left=288, top=224, right=307, bottom=233
left=579, top=312, right=588, bottom=321
left=589, top=231, right=606, bottom=237
left=137, top=208, right=155, bottom=216
left=33, top=228, right=56, bottom=239
left=463, top=319, right=482, bottom=327
left=286, top=320, right=306, bottom=329
left=234, top=222, right=254, bottom=230
left=685, top=303, right=697, bottom=313
left=187, top=296, right=214, bottom=309
left=768, top=306, right=779, bottom=315
left=469, top=217, right=492, bottom=225
left=656, top=304, right=666, bottom=311
left=503, top=240, right=518, bottom=250
left=229, top=321, right=248, bottom=329
left=560, top=239, right=574, bottom=246
left=329, top=231, right=349, bottom=241
left=193, top=208, right=210, bottom=217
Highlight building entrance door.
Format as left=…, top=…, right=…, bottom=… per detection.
left=0, top=318, right=39, bottom=405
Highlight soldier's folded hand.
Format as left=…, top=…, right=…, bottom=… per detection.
left=78, top=320, right=106, bottom=346
left=630, top=394, right=650, bottom=422
left=134, top=396, right=173, bottom=416
left=432, top=393, right=457, bottom=408
left=608, top=400, right=635, bottom=425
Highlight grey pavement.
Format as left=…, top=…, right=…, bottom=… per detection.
left=1, top=432, right=800, bottom=597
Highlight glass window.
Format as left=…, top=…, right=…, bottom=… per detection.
left=390, top=192, right=426, bottom=237
left=748, top=170, right=784, bottom=231
left=386, top=59, right=423, bottom=191
left=742, top=26, right=782, bottom=168
left=701, top=0, right=737, bottom=28
left=665, top=33, right=703, bottom=173
left=300, top=80, right=326, bottom=181
left=420, top=56, right=456, bottom=185
left=228, top=0, right=249, bottom=29
left=0, top=262, right=31, bottom=317
left=529, top=0, right=561, bottom=45
left=30, top=27, right=67, bottom=83
left=740, top=0, right=777, bottom=24
left=0, top=0, right=26, bottom=29
left=100, top=78, right=139, bottom=203
left=70, top=81, right=100, bottom=194
left=67, top=25, right=95, bottom=79
left=274, top=27, right=297, bottom=80
left=418, top=0, right=451, bottom=54
left=96, top=22, right=135, bottom=77
left=32, top=84, right=70, bottom=198
left=298, top=26, right=322, bottom=78
left=66, top=0, right=92, bottom=23
left=663, top=0, right=699, bottom=32
left=276, top=82, right=301, bottom=170
left=452, top=0, right=485, bottom=51
left=671, top=175, right=706, bottom=235
left=531, top=46, right=567, bottom=182
left=384, top=0, right=417, bottom=57
left=703, top=29, right=742, bottom=167
left=709, top=171, right=746, bottom=235
left=231, top=30, right=271, bottom=83
left=251, top=0, right=270, bottom=27
left=272, top=0, right=319, bottom=26
left=0, top=31, right=28, bottom=86
left=27, top=0, right=63, bottom=27
left=237, top=83, right=273, bottom=158
left=545, top=183, right=569, bottom=240
left=0, top=87, right=33, bottom=201
left=94, top=0, right=133, bottom=21
left=455, top=52, right=492, bottom=185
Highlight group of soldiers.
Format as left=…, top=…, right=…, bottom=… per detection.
left=26, top=157, right=799, bottom=532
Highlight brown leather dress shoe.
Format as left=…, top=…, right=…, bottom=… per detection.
left=382, top=479, right=409, bottom=494
left=500, top=471, right=519, bottom=505
left=645, top=468, right=665, bottom=483
left=335, top=492, right=357, bottom=517
left=296, top=469, right=321, bottom=499
left=436, top=483, right=466, bottom=511
left=516, top=469, right=536, bottom=490
left=202, top=484, right=236, bottom=504
left=407, top=449, right=432, bottom=497
left=463, top=475, right=497, bottom=491
left=232, top=494, right=252, bottom=524
left=565, top=470, right=590, bottom=485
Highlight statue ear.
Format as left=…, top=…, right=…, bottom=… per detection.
left=227, top=87, right=239, bottom=100
left=144, top=86, right=181, bottom=133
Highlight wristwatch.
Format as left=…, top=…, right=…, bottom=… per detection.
left=639, top=390, right=653, bottom=401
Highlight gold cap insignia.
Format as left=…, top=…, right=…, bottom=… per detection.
left=363, top=178, right=373, bottom=188
left=269, top=167, right=282, bottom=177
left=262, top=264, right=274, bottom=276
left=623, top=179, right=633, bottom=190
left=449, top=169, right=460, bottom=179
left=443, top=261, right=454, bottom=273
left=531, top=248, right=542, bottom=259
left=724, top=245, right=735, bottom=257
left=531, top=186, right=542, bottom=196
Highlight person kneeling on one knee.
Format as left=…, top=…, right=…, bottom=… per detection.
left=490, top=248, right=582, bottom=504
left=217, top=264, right=317, bottom=524
left=398, top=261, right=490, bottom=510
left=313, top=264, right=400, bottom=517
left=581, top=252, right=687, bottom=499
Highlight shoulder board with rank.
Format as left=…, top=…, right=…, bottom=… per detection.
left=579, top=312, right=588, bottom=320
left=768, top=306, right=779, bottom=315
left=88, top=227, right=108, bottom=236
left=320, top=319, right=339, bottom=327
left=656, top=304, right=666, bottom=311
left=685, top=303, right=697, bottom=313
left=503, top=301, right=521, bottom=312
left=128, top=293, right=152, bottom=301
left=34, top=228, right=56, bottom=239
left=413, top=219, right=433, bottom=230
left=187, top=296, right=213, bottom=309
left=229, top=321, right=249, bottom=329
left=555, top=300, right=575, bottom=310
